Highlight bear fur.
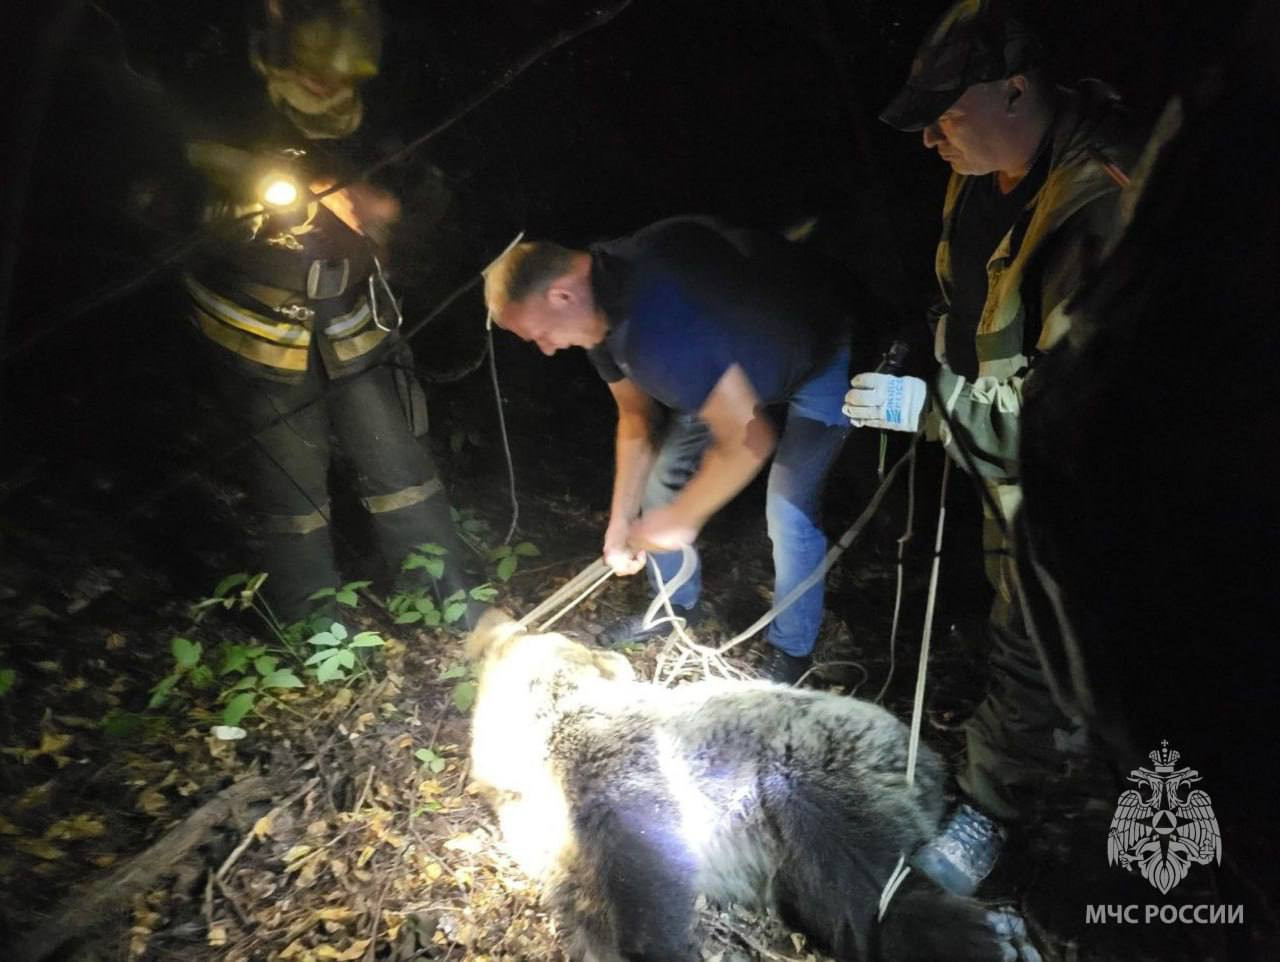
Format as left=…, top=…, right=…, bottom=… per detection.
left=466, top=610, right=1002, bottom=962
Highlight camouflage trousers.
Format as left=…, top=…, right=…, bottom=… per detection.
left=957, top=481, right=1087, bottom=823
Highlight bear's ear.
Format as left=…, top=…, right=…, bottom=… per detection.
left=465, top=608, right=522, bottom=661
left=592, top=649, right=636, bottom=683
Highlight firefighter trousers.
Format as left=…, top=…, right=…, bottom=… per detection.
left=216, top=353, right=464, bottom=620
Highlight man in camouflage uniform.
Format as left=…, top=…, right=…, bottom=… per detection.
left=844, top=0, right=1140, bottom=896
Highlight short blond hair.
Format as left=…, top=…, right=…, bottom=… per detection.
left=483, top=241, right=579, bottom=319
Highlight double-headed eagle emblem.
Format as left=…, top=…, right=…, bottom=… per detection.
left=1107, top=741, right=1221, bottom=894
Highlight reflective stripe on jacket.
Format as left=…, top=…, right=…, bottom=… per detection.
left=184, top=270, right=390, bottom=380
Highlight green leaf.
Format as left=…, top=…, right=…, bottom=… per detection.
left=422, top=609, right=442, bottom=627
left=488, top=545, right=512, bottom=560
left=305, top=648, right=342, bottom=666
left=335, top=589, right=359, bottom=607
left=189, top=665, right=216, bottom=689
left=430, top=756, right=446, bottom=773
left=462, top=518, right=487, bottom=534
left=334, top=650, right=356, bottom=669
left=315, top=657, right=346, bottom=683
left=443, top=589, right=466, bottom=604
left=343, top=580, right=373, bottom=591
left=222, top=692, right=256, bottom=727
left=424, top=558, right=445, bottom=580
left=350, top=631, right=385, bottom=648
left=470, top=584, right=499, bottom=602
left=307, top=586, right=337, bottom=600
left=0, top=668, right=15, bottom=697
left=148, top=673, right=180, bottom=709
left=514, top=542, right=541, bottom=557
left=254, top=655, right=279, bottom=677
left=101, top=709, right=145, bottom=739
left=394, top=611, right=423, bottom=624
left=306, top=631, right=339, bottom=647
left=244, top=571, right=269, bottom=597
left=171, top=637, right=201, bottom=670
left=437, top=664, right=468, bottom=681
left=330, top=622, right=348, bottom=641
left=452, top=680, right=477, bottom=713
left=414, top=597, right=438, bottom=615
left=219, top=646, right=250, bottom=676
left=414, top=748, right=435, bottom=764
left=414, top=543, right=449, bottom=556
left=443, top=601, right=468, bottom=624
left=402, top=554, right=430, bottom=571
left=227, top=675, right=258, bottom=692
left=212, top=572, right=249, bottom=598
left=261, top=669, right=303, bottom=689
left=496, top=555, right=518, bottom=582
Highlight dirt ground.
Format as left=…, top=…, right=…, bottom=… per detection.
left=0, top=380, right=1273, bottom=962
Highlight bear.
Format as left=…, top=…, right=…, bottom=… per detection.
left=466, top=610, right=1004, bottom=962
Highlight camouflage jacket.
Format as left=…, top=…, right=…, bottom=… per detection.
left=932, top=80, right=1141, bottom=483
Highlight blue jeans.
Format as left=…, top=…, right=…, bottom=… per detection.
left=643, top=346, right=851, bottom=655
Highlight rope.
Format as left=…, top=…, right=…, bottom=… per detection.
left=488, top=323, right=519, bottom=546
left=517, top=558, right=612, bottom=631
left=875, top=431, right=920, bottom=703
left=713, top=431, right=921, bottom=657
left=878, top=454, right=952, bottom=921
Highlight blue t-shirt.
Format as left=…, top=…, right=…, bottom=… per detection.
left=586, top=218, right=847, bottom=412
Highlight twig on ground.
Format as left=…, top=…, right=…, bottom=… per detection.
left=216, top=777, right=320, bottom=883
left=363, top=876, right=392, bottom=962
left=705, top=911, right=800, bottom=962
left=14, top=775, right=276, bottom=962
left=214, top=874, right=253, bottom=930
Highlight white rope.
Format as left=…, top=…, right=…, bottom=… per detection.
left=711, top=431, right=922, bottom=657
left=538, top=566, right=615, bottom=632
left=878, top=854, right=912, bottom=922
left=518, top=558, right=613, bottom=631
left=875, top=432, right=921, bottom=704
left=482, top=230, right=526, bottom=546
left=905, top=455, right=950, bottom=785
left=878, top=454, right=952, bottom=921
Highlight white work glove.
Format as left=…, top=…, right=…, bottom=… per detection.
left=843, top=372, right=928, bottom=432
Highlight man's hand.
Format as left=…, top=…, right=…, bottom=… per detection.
left=603, top=516, right=646, bottom=576
left=843, top=372, right=928, bottom=432
left=626, top=506, right=699, bottom=555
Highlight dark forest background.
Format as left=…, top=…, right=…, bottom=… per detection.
left=3, top=0, right=1252, bottom=596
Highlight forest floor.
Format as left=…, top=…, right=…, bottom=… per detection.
left=0, top=377, right=1270, bottom=962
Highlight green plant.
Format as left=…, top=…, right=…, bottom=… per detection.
left=0, top=666, right=16, bottom=697
left=302, top=621, right=385, bottom=683
left=145, top=573, right=385, bottom=729
left=451, top=508, right=542, bottom=584
left=389, top=543, right=499, bottom=628
left=438, top=662, right=478, bottom=713
left=487, top=541, right=541, bottom=582
left=148, top=633, right=306, bottom=727
left=414, top=746, right=448, bottom=773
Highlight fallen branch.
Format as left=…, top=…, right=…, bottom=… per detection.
left=14, top=775, right=277, bottom=962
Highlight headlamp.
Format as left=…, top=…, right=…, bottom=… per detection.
left=259, top=172, right=302, bottom=210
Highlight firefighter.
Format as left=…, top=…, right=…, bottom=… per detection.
left=183, top=0, right=478, bottom=621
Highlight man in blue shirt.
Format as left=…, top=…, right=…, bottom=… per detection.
left=485, top=218, right=861, bottom=682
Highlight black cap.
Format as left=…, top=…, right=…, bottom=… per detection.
left=880, top=0, right=1044, bottom=132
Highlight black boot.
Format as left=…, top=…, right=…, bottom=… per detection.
left=597, top=605, right=703, bottom=649
left=757, top=645, right=814, bottom=685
